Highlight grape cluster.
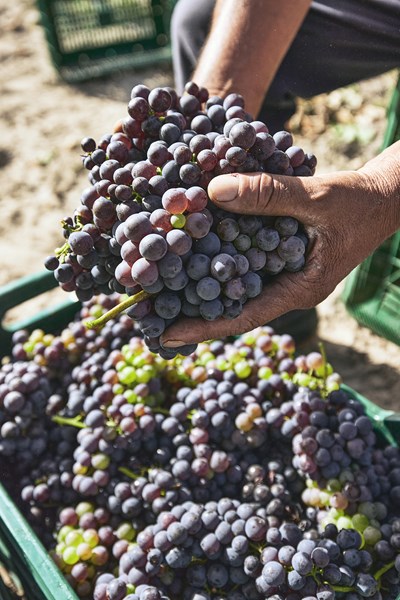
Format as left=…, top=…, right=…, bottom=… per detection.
left=2, top=302, right=400, bottom=599
left=45, top=81, right=316, bottom=357
left=0, top=360, right=54, bottom=468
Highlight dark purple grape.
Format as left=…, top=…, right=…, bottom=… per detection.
left=148, top=88, right=172, bottom=113
left=81, top=137, right=96, bottom=153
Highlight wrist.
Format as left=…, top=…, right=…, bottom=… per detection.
left=358, top=141, right=400, bottom=238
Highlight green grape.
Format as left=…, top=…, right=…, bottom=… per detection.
left=258, top=366, right=272, bottom=379
left=90, top=305, right=104, bottom=319
left=242, top=332, right=256, bottom=345
left=352, top=513, right=370, bottom=532
left=118, top=366, right=137, bottom=385
left=326, top=380, right=340, bottom=392
left=132, top=355, right=147, bottom=368
left=63, top=547, right=79, bottom=566
left=171, top=214, right=186, bottom=228
left=83, top=529, right=99, bottom=548
left=56, top=542, right=66, bottom=555
left=293, top=373, right=312, bottom=387
left=116, top=523, right=135, bottom=541
left=91, top=453, right=110, bottom=470
left=198, top=351, right=215, bottom=365
left=307, top=378, right=318, bottom=390
left=363, top=525, right=382, bottom=545
left=327, top=479, right=341, bottom=492
left=124, top=390, right=137, bottom=403
left=75, top=502, right=94, bottom=517
left=337, top=516, right=353, bottom=530
left=234, top=360, right=252, bottom=379
left=216, top=358, right=229, bottom=371
left=135, top=368, right=150, bottom=383
left=77, top=542, right=92, bottom=561
left=319, top=491, right=331, bottom=506
left=58, top=526, right=74, bottom=541
left=65, top=531, right=83, bottom=547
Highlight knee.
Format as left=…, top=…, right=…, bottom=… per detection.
left=171, top=0, right=197, bottom=39
left=171, top=0, right=214, bottom=41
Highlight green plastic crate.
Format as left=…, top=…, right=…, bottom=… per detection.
left=0, top=271, right=81, bottom=599
left=36, top=0, right=176, bottom=82
left=343, top=73, right=400, bottom=344
left=0, top=484, right=79, bottom=600
left=0, top=271, right=399, bottom=599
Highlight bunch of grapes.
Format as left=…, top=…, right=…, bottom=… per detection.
left=52, top=501, right=133, bottom=597
left=45, top=81, right=316, bottom=358
left=0, top=360, right=55, bottom=471
left=3, top=301, right=400, bottom=599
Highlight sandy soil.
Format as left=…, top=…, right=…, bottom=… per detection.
left=0, top=0, right=399, bottom=411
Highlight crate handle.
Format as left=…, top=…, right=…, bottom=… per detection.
left=0, top=483, right=79, bottom=599
left=341, top=384, right=399, bottom=445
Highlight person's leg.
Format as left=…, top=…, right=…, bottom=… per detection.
left=170, top=0, right=216, bottom=94
left=260, top=0, right=400, bottom=131
left=171, top=0, right=400, bottom=131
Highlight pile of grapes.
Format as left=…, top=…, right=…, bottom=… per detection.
left=1, top=295, right=400, bottom=600
left=45, top=82, right=316, bottom=358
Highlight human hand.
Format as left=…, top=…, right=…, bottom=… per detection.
left=160, top=142, right=400, bottom=348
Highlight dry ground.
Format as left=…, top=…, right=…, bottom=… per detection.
left=0, top=0, right=399, bottom=411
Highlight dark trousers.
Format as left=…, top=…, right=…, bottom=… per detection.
left=171, top=0, right=400, bottom=132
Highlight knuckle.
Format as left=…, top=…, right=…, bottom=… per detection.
left=242, top=172, right=275, bottom=214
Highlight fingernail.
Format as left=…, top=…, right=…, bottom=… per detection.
left=161, top=340, right=186, bottom=348
left=209, top=174, right=239, bottom=202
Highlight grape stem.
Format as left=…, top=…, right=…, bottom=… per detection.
left=61, top=216, right=83, bottom=234
left=318, top=340, right=329, bottom=395
left=54, top=241, right=70, bottom=262
left=118, top=466, right=148, bottom=480
left=55, top=217, right=85, bottom=262
left=52, top=415, right=85, bottom=429
left=374, top=560, right=395, bottom=581
left=84, top=290, right=152, bottom=330
left=153, top=407, right=172, bottom=416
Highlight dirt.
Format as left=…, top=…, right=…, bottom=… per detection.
left=0, top=0, right=399, bottom=411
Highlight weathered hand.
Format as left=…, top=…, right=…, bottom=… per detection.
left=160, top=142, right=400, bottom=348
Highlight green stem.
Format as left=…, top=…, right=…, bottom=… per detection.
left=55, top=218, right=85, bottom=261
left=118, top=466, right=141, bottom=480
left=85, top=290, right=152, bottom=330
left=52, top=415, right=85, bottom=429
left=55, top=240, right=71, bottom=262
left=190, top=558, right=207, bottom=565
left=374, top=561, right=395, bottom=581
left=153, top=407, right=171, bottom=416
left=331, top=586, right=354, bottom=593
left=61, top=217, right=83, bottom=234
left=318, top=340, right=329, bottom=394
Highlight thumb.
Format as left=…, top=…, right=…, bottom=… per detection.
left=207, top=172, right=318, bottom=221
